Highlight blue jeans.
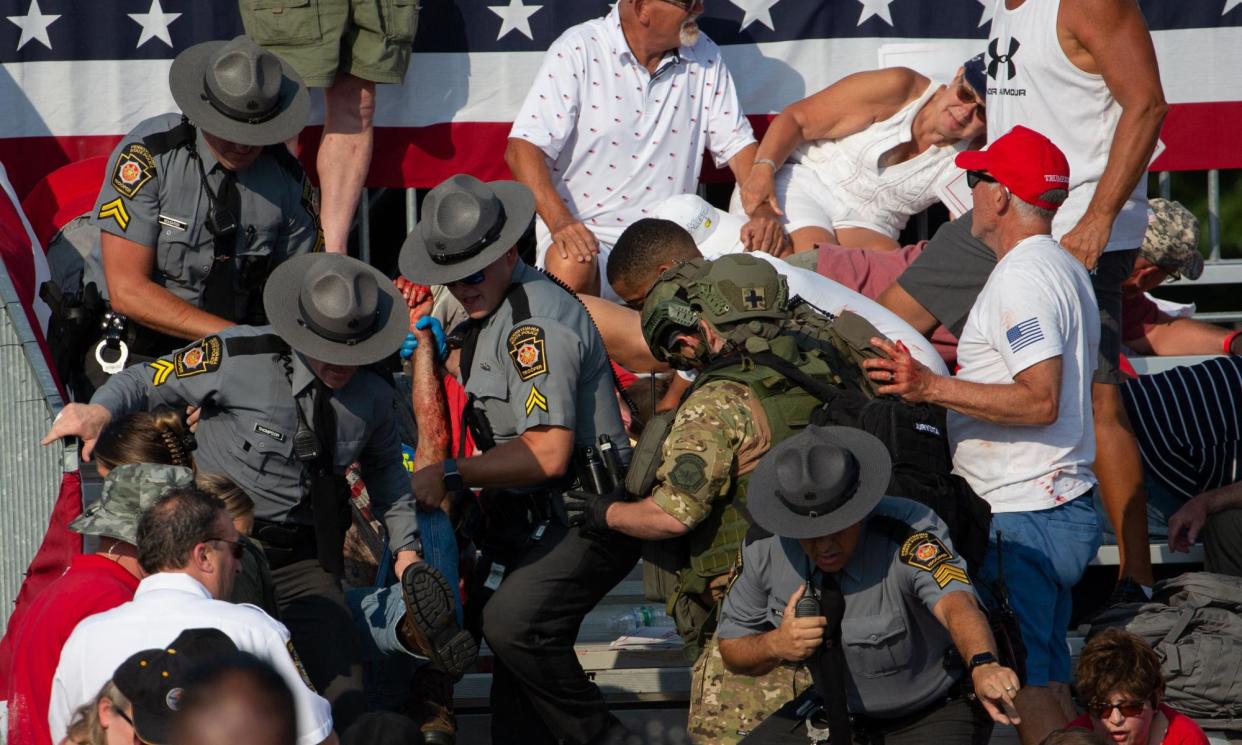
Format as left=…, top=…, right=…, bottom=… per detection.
left=1093, top=471, right=1185, bottom=542
left=345, top=508, right=461, bottom=707
left=977, top=493, right=1102, bottom=687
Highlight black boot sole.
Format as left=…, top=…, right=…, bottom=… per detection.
left=402, top=563, right=478, bottom=680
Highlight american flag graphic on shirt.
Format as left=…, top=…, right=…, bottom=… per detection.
left=1006, top=317, right=1044, bottom=354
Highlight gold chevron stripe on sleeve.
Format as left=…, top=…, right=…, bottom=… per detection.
left=149, top=359, right=175, bottom=386
left=933, top=564, right=971, bottom=589
left=98, top=198, right=130, bottom=231
left=524, top=385, right=549, bottom=416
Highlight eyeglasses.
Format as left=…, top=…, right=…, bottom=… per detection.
left=955, top=80, right=986, bottom=121
left=112, top=705, right=155, bottom=743
left=658, top=0, right=700, bottom=11
left=209, top=537, right=245, bottom=560
left=1088, top=700, right=1150, bottom=719
left=966, top=171, right=997, bottom=189
left=448, top=270, right=486, bottom=287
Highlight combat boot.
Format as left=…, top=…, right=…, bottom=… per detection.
left=398, top=563, right=478, bottom=679
left=407, top=667, right=457, bottom=745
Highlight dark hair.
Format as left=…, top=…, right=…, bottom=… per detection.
left=94, top=406, right=193, bottom=471
left=1075, top=628, right=1165, bottom=708
left=195, top=473, right=255, bottom=522
left=1040, top=729, right=1110, bottom=745
left=606, top=218, right=701, bottom=291
left=137, top=487, right=226, bottom=574
left=173, top=652, right=297, bottom=745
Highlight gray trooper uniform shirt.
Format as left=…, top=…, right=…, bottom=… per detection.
left=462, top=261, right=631, bottom=461
left=84, top=113, right=322, bottom=320
left=717, top=497, right=977, bottom=718
left=90, top=324, right=419, bottom=553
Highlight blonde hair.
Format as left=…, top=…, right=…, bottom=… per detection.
left=64, top=680, right=130, bottom=745
left=195, top=472, right=255, bottom=521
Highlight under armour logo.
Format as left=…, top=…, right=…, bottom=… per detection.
left=988, top=37, right=1020, bottom=81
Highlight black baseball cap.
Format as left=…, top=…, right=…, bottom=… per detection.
left=112, top=628, right=238, bottom=744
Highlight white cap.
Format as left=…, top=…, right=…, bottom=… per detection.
left=655, top=194, right=746, bottom=260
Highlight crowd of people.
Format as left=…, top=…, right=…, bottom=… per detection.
left=5, top=0, right=1242, bottom=744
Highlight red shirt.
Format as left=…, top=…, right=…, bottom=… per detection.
left=6, top=555, right=139, bottom=745
left=1121, top=292, right=1162, bottom=346
left=1069, top=704, right=1210, bottom=745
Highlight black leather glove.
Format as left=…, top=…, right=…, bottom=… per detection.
left=563, top=484, right=626, bottom=537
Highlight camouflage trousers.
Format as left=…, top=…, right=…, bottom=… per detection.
left=688, top=634, right=813, bottom=744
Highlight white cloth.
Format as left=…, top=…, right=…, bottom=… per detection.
left=730, top=80, right=967, bottom=239
left=949, top=234, right=1099, bottom=512
left=49, top=573, right=333, bottom=745
left=987, top=0, right=1146, bottom=251
left=510, top=6, right=754, bottom=298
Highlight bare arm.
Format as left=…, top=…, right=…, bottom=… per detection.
left=580, top=294, right=669, bottom=373
left=1129, top=314, right=1232, bottom=357
left=1168, top=480, right=1242, bottom=552
left=505, top=137, right=597, bottom=262
left=101, top=232, right=233, bottom=340
left=932, top=591, right=1022, bottom=725
left=1058, top=0, right=1167, bottom=269
left=605, top=497, right=690, bottom=540
left=719, top=585, right=826, bottom=676
left=864, top=337, right=1062, bottom=426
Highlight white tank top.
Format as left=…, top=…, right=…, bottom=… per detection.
left=987, top=0, right=1146, bottom=251
left=789, top=80, right=968, bottom=239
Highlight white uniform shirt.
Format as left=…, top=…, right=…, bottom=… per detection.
left=949, top=234, right=1099, bottom=512
left=510, top=6, right=754, bottom=292
left=49, top=573, right=332, bottom=745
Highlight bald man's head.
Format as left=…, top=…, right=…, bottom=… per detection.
left=172, top=653, right=296, bottom=745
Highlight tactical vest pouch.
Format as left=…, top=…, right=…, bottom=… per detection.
left=625, top=407, right=677, bottom=499
left=670, top=574, right=716, bottom=662
left=829, top=310, right=888, bottom=398
left=642, top=535, right=688, bottom=603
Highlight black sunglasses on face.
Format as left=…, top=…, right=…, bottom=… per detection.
left=1088, top=700, right=1150, bottom=719
left=966, top=171, right=997, bottom=189
left=209, top=537, right=245, bottom=560
left=448, top=270, right=487, bottom=287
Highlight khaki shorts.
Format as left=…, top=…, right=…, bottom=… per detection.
left=239, top=0, right=421, bottom=87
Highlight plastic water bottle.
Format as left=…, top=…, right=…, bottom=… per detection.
left=607, top=605, right=674, bottom=634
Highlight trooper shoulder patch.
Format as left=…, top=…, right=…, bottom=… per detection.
left=173, top=336, right=223, bottom=379
left=669, top=453, right=708, bottom=492
left=111, top=142, right=156, bottom=199
left=508, top=324, right=548, bottom=381
left=899, top=531, right=970, bottom=588
left=286, top=640, right=317, bottom=692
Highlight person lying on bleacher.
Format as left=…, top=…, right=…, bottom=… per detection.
left=1109, top=355, right=1242, bottom=577
left=1068, top=629, right=1209, bottom=745
left=1118, top=199, right=1241, bottom=357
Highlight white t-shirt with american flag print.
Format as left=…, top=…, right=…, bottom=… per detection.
left=949, top=233, right=1100, bottom=513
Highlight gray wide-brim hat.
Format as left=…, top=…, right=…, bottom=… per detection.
left=399, top=174, right=536, bottom=285
left=70, top=463, right=195, bottom=545
left=170, top=35, right=310, bottom=147
left=748, top=426, right=891, bottom=540
left=265, top=253, right=408, bottom=366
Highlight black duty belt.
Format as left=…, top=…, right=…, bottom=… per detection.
left=252, top=518, right=319, bottom=570
left=851, top=677, right=972, bottom=741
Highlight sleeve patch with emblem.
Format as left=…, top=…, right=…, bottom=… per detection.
left=508, top=324, right=548, bottom=381
left=669, top=453, right=708, bottom=492
left=301, top=178, right=325, bottom=252
left=524, top=384, right=549, bottom=415
left=111, top=143, right=156, bottom=198
left=286, top=639, right=318, bottom=692
left=98, top=198, right=130, bottom=231
left=899, top=531, right=969, bottom=588
left=173, top=336, right=223, bottom=378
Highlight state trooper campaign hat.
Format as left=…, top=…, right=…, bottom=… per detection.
left=399, top=174, right=537, bottom=285
left=169, top=35, right=310, bottom=147
left=1141, top=198, right=1203, bottom=281
left=747, top=425, right=891, bottom=540
left=113, top=628, right=239, bottom=745
left=265, top=253, right=409, bottom=366
left=70, top=463, right=194, bottom=545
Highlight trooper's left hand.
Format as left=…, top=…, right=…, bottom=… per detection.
left=972, top=663, right=1022, bottom=726
left=393, top=549, right=422, bottom=582
left=564, top=486, right=625, bottom=536
left=410, top=462, right=447, bottom=511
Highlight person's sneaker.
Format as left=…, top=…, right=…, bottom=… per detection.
left=406, top=668, right=457, bottom=745
left=398, top=563, right=478, bottom=680
left=1106, top=576, right=1154, bottom=606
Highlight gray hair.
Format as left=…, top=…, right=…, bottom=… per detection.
left=1011, top=189, right=1068, bottom=221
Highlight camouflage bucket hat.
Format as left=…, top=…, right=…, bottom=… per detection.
left=1141, top=198, right=1203, bottom=280
left=70, top=463, right=195, bottom=545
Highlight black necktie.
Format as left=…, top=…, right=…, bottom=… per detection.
left=308, top=379, right=347, bottom=575
left=202, top=170, right=239, bottom=321
left=810, top=572, right=852, bottom=745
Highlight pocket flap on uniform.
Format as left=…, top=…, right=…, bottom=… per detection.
left=247, top=0, right=310, bottom=9
left=469, top=370, right=510, bottom=402
left=841, top=614, right=907, bottom=647
left=243, top=419, right=294, bottom=458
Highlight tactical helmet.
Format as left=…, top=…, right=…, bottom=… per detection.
left=640, top=254, right=789, bottom=368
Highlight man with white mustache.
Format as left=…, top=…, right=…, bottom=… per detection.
left=506, top=0, right=785, bottom=302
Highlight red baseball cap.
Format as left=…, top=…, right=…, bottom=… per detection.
left=955, top=125, right=1070, bottom=211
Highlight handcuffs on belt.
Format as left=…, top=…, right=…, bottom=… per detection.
left=94, top=311, right=129, bottom=375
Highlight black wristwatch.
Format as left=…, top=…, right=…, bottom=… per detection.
left=968, top=651, right=999, bottom=671
left=442, top=458, right=464, bottom=493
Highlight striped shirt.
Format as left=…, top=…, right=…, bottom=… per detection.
left=1122, top=356, right=1242, bottom=500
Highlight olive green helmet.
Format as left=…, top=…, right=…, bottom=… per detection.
left=640, top=254, right=789, bottom=368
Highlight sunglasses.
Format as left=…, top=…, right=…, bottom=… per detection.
left=1088, top=700, right=1150, bottom=719
left=448, top=270, right=487, bottom=287
left=658, top=0, right=700, bottom=10
left=209, top=537, right=245, bottom=560
left=112, top=706, right=155, bottom=744
left=966, top=171, right=997, bottom=189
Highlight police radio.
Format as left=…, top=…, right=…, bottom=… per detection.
left=795, top=577, right=820, bottom=619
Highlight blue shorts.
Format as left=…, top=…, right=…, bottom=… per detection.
left=978, top=493, right=1102, bottom=687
